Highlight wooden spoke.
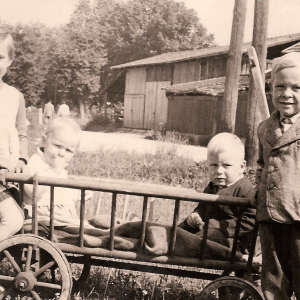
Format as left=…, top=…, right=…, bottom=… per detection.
left=34, top=260, right=56, bottom=277
left=34, top=281, right=62, bottom=290
left=25, top=244, right=33, bottom=272
left=3, top=249, right=21, bottom=273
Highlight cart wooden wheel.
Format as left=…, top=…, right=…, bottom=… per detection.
left=0, top=234, right=72, bottom=300
left=199, top=276, right=263, bottom=300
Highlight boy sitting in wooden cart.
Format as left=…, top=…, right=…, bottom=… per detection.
left=179, top=132, right=257, bottom=256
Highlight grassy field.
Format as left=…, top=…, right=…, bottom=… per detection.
left=26, top=117, right=214, bottom=300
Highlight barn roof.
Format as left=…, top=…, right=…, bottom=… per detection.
left=163, top=73, right=271, bottom=96
left=282, top=41, right=300, bottom=53
left=112, top=33, right=300, bottom=70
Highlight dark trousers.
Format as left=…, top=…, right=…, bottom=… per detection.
left=260, top=222, right=300, bottom=300
left=178, top=220, right=233, bottom=248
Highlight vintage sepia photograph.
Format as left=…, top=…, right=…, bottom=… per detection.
left=0, top=0, right=299, bottom=299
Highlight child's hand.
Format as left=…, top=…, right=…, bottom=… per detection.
left=186, top=212, right=204, bottom=230
left=51, top=157, right=69, bottom=174
left=15, top=160, right=29, bottom=174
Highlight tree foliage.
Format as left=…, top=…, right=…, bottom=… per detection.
left=2, top=0, right=214, bottom=117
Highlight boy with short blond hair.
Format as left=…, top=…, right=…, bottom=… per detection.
left=24, top=117, right=83, bottom=226
left=256, top=52, right=300, bottom=300
left=180, top=133, right=256, bottom=253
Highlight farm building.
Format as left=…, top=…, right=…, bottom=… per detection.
left=110, top=33, right=300, bottom=140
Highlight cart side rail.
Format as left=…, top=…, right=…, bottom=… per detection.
left=0, top=170, right=258, bottom=273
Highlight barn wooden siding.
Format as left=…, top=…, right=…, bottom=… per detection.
left=123, top=54, right=250, bottom=131
left=167, top=92, right=249, bottom=138
left=167, top=91, right=275, bottom=139
left=124, top=66, right=171, bottom=130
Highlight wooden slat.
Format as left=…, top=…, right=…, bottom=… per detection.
left=109, top=193, right=117, bottom=251
left=139, top=196, right=148, bottom=249
left=144, top=82, right=157, bottom=129
left=125, top=68, right=147, bottom=94
left=247, top=46, right=270, bottom=119
left=124, top=95, right=145, bottom=128
left=154, top=81, right=170, bottom=130
left=79, top=189, right=86, bottom=247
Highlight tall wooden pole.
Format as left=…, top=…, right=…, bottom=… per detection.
left=245, top=0, right=269, bottom=167
left=219, top=0, right=247, bottom=133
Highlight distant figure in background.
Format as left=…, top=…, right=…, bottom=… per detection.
left=43, top=100, right=55, bottom=125
left=57, top=100, right=70, bottom=118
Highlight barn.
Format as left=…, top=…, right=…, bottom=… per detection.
left=110, top=33, right=300, bottom=141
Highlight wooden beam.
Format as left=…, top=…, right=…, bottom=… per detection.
left=218, top=0, right=248, bottom=133
left=245, top=0, right=269, bottom=167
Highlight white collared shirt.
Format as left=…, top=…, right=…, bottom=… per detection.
left=280, top=112, right=300, bottom=132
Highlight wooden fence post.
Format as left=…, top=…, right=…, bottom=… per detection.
left=245, top=0, right=269, bottom=167
left=219, top=0, right=247, bottom=133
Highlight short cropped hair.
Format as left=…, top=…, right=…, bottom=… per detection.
left=271, top=52, right=300, bottom=83
left=207, top=133, right=245, bottom=161
left=0, top=25, right=15, bottom=60
left=45, top=117, right=81, bottom=139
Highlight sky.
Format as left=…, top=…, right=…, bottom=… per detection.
left=0, top=0, right=299, bottom=46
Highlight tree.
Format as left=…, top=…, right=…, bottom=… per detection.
left=50, top=0, right=107, bottom=121
left=102, top=0, right=214, bottom=65
left=5, top=23, right=55, bottom=107
left=69, top=0, right=215, bottom=106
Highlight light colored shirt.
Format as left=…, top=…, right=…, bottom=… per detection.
left=57, top=103, right=70, bottom=117
left=24, top=148, right=77, bottom=207
left=0, top=83, right=28, bottom=162
left=44, top=102, right=55, bottom=117
left=0, top=125, right=19, bottom=170
left=280, top=112, right=300, bottom=132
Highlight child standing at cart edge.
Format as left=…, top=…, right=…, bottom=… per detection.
left=0, top=25, right=29, bottom=240
left=179, top=133, right=256, bottom=255
left=256, top=52, right=300, bottom=300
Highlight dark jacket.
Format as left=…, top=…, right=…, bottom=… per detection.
left=191, top=177, right=256, bottom=238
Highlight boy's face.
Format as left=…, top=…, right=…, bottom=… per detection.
left=207, top=150, right=245, bottom=186
left=43, top=128, right=79, bottom=172
left=272, top=65, right=300, bottom=117
left=0, top=39, right=12, bottom=82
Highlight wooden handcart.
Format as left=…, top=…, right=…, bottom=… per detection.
left=0, top=171, right=263, bottom=300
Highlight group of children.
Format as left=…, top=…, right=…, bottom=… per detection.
left=1, top=25, right=300, bottom=299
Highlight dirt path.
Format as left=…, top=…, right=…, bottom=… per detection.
left=79, top=131, right=207, bottom=162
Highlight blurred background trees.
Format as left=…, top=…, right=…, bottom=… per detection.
left=2, top=0, right=215, bottom=122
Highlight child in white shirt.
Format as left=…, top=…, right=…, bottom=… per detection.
left=24, top=117, right=87, bottom=227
